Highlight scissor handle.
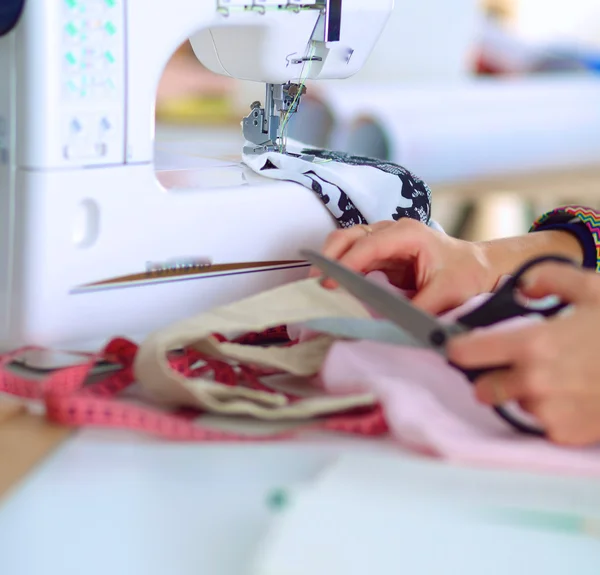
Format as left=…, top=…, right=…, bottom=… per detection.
left=493, top=405, right=546, bottom=437
left=457, top=254, right=577, bottom=330
left=453, top=254, right=578, bottom=437
left=455, top=364, right=546, bottom=437
left=506, top=254, right=578, bottom=292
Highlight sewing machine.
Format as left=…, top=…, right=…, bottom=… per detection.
left=0, top=0, right=393, bottom=361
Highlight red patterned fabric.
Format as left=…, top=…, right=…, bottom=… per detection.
left=0, top=328, right=388, bottom=441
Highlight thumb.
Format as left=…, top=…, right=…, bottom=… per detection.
left=520, top=262, right=600, bottom=304
left=411, top=281, right=467, bottom=316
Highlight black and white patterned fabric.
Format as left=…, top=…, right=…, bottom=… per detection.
left=242, top=141, right=434, bottom=229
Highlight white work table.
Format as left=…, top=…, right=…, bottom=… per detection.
left=0, top=429, right=394, bottom=575
left=1, top=428, right=600, bottom=575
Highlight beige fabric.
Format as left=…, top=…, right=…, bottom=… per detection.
left=134, top=278, right=375, bottom=420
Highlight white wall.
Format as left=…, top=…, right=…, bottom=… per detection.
left=514, top=0, right=600, bottom=47
left=348, top=0, right=481, bottom=84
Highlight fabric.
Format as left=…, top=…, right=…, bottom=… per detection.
left=531, top=205, right=600, bottom=272
left=133, top=277, right=377, bottom=420
left=0, top=334, right=389, bottom=445
left=242, top=141, right=434, bottom=229
left=131, top=255, right=600, bottom=475
left=312, top=273, right=600, bottom=477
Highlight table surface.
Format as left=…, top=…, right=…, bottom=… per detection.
left=1, top=427, right=599, bottom=575
left=0, top=429, right=399, bottom=575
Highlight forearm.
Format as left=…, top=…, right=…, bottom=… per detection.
left=476, top=230, right=584, bottom=283
left=475, top=205, right=600, bottom=284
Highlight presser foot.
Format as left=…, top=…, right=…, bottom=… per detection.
left=242, top=82, right=307, bottom=158
left=243, top=142, right=317, bottom=163
left=242, top=142, right=316, bottom=163
left=242, top=142, right=278, bottom=156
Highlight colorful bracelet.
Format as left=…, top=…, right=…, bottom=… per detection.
left=530, top=206, right=600, bottom=272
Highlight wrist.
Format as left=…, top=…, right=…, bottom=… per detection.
left=475, top=230, right=584, bottom=286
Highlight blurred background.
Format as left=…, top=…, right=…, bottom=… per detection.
left=155, top=0, right=600, bottom=241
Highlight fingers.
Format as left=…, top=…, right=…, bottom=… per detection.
left=519, top=261, right=600, bottom=305
left=453, top=295, right=600, bottom=447
left=474, top=368, right=532, bottom=405
left=474, top=367, right=598, bottom=444
left=515, top=397, right=599, bottom=446
left=383, top=264, right=416, bottom=291
left=337, top=220, right=426, bottom=273
left=448, top=322, right=543, bottom=370
left=412, top=281, right=472, bottom=316
left=322, top=225, right=374, bottom=260
left=308, top=222, right=391, bottom=284
left=309, top=220, right=423, bottom=288
left=307, top=226, right=364, bottom=280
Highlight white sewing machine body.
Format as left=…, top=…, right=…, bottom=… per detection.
left=0, top=0, right=393, bottom=357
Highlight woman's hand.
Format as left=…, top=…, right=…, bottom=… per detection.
left=311, top=219, right=498, bottom=315
left=311, top=219, right=585, bottom=316
left=448, top=262, right=600, bottom=447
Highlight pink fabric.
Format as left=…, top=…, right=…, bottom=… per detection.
left=315, top=273, right=600, bottom=476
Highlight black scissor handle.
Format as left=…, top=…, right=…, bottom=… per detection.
left=455, top=364, right=546, bottom=437
left=493, top=404, right=546, bottom=437
left=457, top=254, right=578, bottom=330
left=451, top=254, right=578, bottom=437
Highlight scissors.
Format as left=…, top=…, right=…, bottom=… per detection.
left=301, top=249, right=577, bottom=438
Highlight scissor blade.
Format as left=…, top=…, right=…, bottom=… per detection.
left=301, top=318, right=422, bottom=346
left=302, top=250, right=448, bottom=351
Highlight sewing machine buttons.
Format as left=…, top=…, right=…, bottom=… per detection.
left=59, top=0, right=125, bottom=166
left=61, top=5, right=122, bottom=101
left=72, top=118, right=83, bottom=131
left=99, top=117, right=111, bottom=132
left=63, top=143, right=107, bottom=161
left=63, top=112, right=116, bottom=160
